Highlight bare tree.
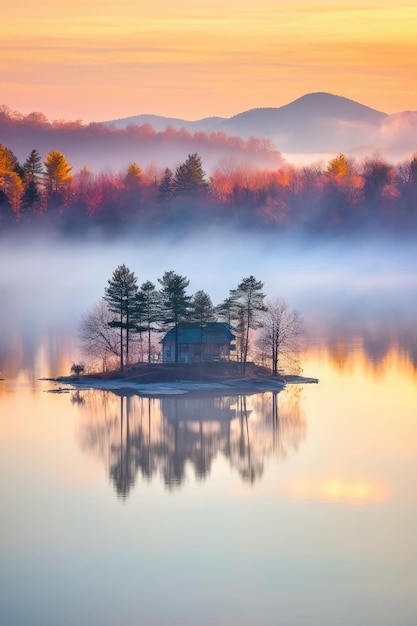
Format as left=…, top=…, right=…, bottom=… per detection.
left=258, top=298, right=304, bottom=375
left=78, top=300, right=120, bottom=371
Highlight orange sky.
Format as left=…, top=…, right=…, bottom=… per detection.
left=1, top=1, right=416, bottom=122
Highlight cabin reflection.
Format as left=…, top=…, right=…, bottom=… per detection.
left=161, top=396, right=236, bottom=423
left=77, top=389, right=306, bottom=499
left=1, top=313, right=417, bottom=380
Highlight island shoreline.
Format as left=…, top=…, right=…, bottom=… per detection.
left=46, top=371, right=318, bottom=398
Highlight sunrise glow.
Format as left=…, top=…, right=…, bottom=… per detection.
left=1, top=1, right=416, bottom=121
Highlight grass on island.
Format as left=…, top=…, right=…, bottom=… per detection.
left=78, top=361, right=283, bottom=385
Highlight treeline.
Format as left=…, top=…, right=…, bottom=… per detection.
left=1, top=142, right=417, bottom=236
left=81, top=266, right=302, bottom=375
left=0, top=104, right=281, bottom=173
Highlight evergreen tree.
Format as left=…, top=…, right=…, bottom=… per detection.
left=21, top=180, right=42, bottom=214
left=190, top=290, right=216, bottom=363
left=22, top=150, right=43, bottom=213
left=174, top=153, right=207, bottom=197
left=158, top=271, right=191, bottom=364
left=410, top=153, right=417, bottom=184
left=216, top=296, right=236, bottom=328
left=138, top=281, right=160, bottom=364
left=216, top=295, right=237, bottom=361
left=158, top=167, right=174, bottom=202
left=104, top=264, right=139, bottom=370
left=230, top=276, right=266, bottom=372
left=191, top=290, right=215, bottom=325
left=23, top=149, right=43, bottom=182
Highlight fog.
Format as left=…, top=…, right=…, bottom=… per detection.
left=1, top=230, right=416, bottom=343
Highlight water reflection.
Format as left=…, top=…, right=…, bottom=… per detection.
left=1, top=314, right=416, bottom=383
left=307, top=320, right=417, bottom=372
left=0, top=329, right=76, bottom=383
left=77, top=388, right=306, bottom=498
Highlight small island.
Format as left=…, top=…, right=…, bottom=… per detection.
left=53, top=360, right=318, bottom=397
left=52, top=266, right=318, bottom=396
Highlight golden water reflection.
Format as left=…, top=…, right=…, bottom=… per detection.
left=76, top=387, right=306, bottom=498
left=288, top=476, right=391, bottom=504
left=1, top=309, right=417, bottom=382
left=308, top=320, right=417, bottom=375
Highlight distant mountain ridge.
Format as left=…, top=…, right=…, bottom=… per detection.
left=106, top=113, right=225, bottom=133
left=103, top=92, right=416, bottom=157
left=104, top=92, right=386, bottom=130
left=1, top=92, right=416, bottom=170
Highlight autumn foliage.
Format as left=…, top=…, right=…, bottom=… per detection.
left=1, top=117, right=417, bottom=237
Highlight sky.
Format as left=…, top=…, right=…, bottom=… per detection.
left=1, top=1, right=417, bottom=123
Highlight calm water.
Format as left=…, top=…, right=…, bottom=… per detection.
left=1, top=236, right=417, bottom=625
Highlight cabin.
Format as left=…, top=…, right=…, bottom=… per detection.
left=160, top=322, right=235, bottom=364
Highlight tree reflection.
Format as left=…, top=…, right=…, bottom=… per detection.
left=71, top=390, right=85, bottom=405
left=228, top=396, right=264, bottom=484
left=76, top=388, right=307, bottom=498
left=109, top=397, right=136, bottom=499
left=308, top=319, right=417, bottom=374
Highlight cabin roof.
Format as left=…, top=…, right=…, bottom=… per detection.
left=161, top=322, right=235, bottom=345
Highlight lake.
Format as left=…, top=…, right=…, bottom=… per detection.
left=0, top=233, right=416, bottom=626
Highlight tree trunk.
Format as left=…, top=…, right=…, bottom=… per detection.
left=174, top=314, right=179, bottom=364
left=126, top=309, right=129, bottom=367
left=120, top=326, right=124, bottom=370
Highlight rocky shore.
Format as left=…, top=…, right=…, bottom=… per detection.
left=49, top=362, right=318, bottom=397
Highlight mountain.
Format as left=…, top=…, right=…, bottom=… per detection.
left=104, top=92, right=388, bottom=153
left=217, top=93, right=387, bottom=150
left=1, top=93, right=416, bottom=172
left=105, top=114, right=226, bottom=133
left=104, top=92, right=417, bottom=158
left=0, top=107, right=282, bottom=174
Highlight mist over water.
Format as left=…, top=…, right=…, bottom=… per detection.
left=1, top=229, right=416, bottom=375
left=1, top=228, right=417, bottom=626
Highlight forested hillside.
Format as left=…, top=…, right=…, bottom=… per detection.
left=1, top=139, right=417, bottom=238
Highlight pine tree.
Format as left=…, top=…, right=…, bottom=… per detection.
left=158, top=271, right=191, bottom=364
left=104, top=265, right=139, bottom=370
left=230, top=276, right=266, bottom=372
left=190, top=290, right=216, bottom=363
left=158, top=168, right=174, bottom=202
left=138, top=281, right=160, bottom=364
left=21, top=181, right=42, bottom=214
left=216, top=296, right=235, bottom=328
left=22, top=149, right=43, bottom=213
left=191, top=290, right=215, bottom=324
left=410, top=153, right=417, bottom=184
left=173, top=153, right=207, bottom=197
left=23, top=149, right=43, bottom=182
